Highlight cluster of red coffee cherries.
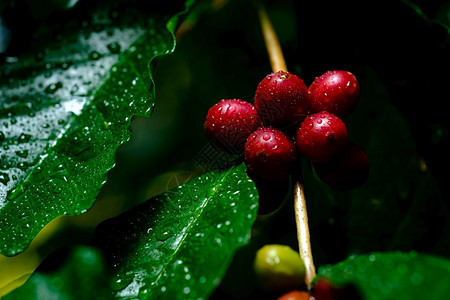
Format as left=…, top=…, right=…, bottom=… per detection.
left=204, top=70, right=369, bottom=192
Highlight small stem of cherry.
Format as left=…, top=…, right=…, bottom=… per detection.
left=255, top=0, right=316, bottom=287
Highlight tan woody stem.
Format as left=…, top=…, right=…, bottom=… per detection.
left=256, top=0, right=316, bottom=286
left=255, top=0, right=288, bottom=72
left=294, top=175, right=316, bottom=286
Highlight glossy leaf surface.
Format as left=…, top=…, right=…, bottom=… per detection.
left=92, top=163, right=258, bottom=299
left=0, top=0, right=186, bottom=256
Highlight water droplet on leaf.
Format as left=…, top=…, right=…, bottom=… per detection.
left=18, top=133, right=31, bottom=144
left=0, top=172, right=10, bottom=185
left=89, top=51, right=102, bottom=60
left=15, top=150, right=29, bottom=158
left=156, top=228, right=174, bottom=241
left=107, top=42, right=121, bottom=54
left=45, top=82, right=62, bottom=94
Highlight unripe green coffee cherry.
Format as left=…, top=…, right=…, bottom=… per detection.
left=254, top=244, right=306, bottom=292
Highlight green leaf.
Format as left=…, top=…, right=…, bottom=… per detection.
left=91, top=163, right=258, bottom=299
left=4, top=246, right=111, bottom=300
left=316, top=251, right=450, bottom=300
left=0, top=1, right=191, bottom=256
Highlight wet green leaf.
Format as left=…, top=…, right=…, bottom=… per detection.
left=0, top=0, right=191, bottom=256
left=316, top=251, right=450, bottom=300
left=4, top=246, right=111, bottom=300
left=92, top=163, right=258, bottom=299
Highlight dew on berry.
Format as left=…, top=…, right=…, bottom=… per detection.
left=296, top=111, right=348, bottom=162
left=244, top=127, right=296, bottom=180
left=308, top=70, right=360, bottom=117
left=204, top=99, right=261, bottom=154
left=254, top=71, right=309, bottom=128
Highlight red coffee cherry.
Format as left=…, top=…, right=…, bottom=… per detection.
left=296, top=111, right=348, bottom=162
left=245, top=127, right=297, bottom=180
left=313, top=142, right=370, bottom=190
left=204, top=99, right=261, bottom=153
left=254, top=71, right=309, bottom=128
left=278, top=290, right=310, bottom=300
left=308, top=70, right=360, bottom=117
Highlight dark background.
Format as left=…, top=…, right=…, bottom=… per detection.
left=1, top=0, right=449, bottom=298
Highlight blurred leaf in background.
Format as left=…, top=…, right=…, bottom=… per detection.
left=3, top=246, right=111, bottom=300
left=316, top=251, right=450, bottom=300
